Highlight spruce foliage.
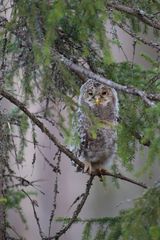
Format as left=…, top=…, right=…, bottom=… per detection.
left=57, top=184, right=160, bottom=240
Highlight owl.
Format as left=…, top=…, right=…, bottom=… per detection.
left=71, top=79, right=119, bottom=174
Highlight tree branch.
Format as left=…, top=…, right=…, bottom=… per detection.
left=0, top=17, right=8, bottom=28
left=115, top=21, right=160, bottom=51
left=48, top=175, right=94, bottom=240
left=22, top=190, right=45, bottom=239
left=107, top=2, right=160, bottom=30
left=0, top=89, right=147, bottom=189
left=59, top=54, right=156, bottom=107
left=48, top=151, right=61, bottom=237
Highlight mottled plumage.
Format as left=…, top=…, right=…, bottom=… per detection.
left=72, top=79, right=119, bottom=174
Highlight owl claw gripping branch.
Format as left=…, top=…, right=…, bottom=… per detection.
left=71, top=79, right=119, bottom=175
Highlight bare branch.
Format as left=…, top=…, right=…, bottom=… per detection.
left=22, top=190, right=45, bottom=239
left=48, top=151, right=61, bottom=237
left=4, top=174, right=45, bottom=194
left=37, top=147, right=60, bottom=173
left=50, top=175, right=95, bottom=240
left=93, top=170, right=147, bottom=189
left=107, top=2, right=160, bottom=30
left=0, top=89, right=147, bottom=189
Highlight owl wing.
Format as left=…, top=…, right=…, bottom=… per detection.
left=70, top=109, right=90, bottom=157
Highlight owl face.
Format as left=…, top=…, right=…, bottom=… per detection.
left=80, top=79, right=114, bottom=108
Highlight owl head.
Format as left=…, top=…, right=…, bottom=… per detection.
left=79, top=79, right=117, bottom=109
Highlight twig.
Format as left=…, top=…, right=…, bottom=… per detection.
left=56, top=216, right=119, bottom=224
left=37, top=146, right=60, bottom=173
left=4, top=174, right=45, bottom=194
left=68, top=193, right=85, bottom=211
left=22, top=190, right=45, bottom=239
left=48, top=151, right=61, bottom=237
left=10, top=134, right=49, bottom=148
left=7, top=224, right=23, bottom=240
left=0, top=6, right=13, bottom=14
left=107, top=2, right=160, bottom=30
left=0, top=89, right=148, bottom=189
left=93, top=170, right=147, bottom=189
left=108, top=9, right=128, bottom=61
left=49, top=175, right=94, bottom=240
left=116, top=21, right=160, bottom=51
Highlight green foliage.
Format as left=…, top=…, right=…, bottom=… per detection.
left=112, top=0, right=160, bottom=36
left=88, top=118, right=106, bottom=140
left=100, top=62, right=160, bottom=171
left=57, top=216, right=119, bottom=240
left=82, top=222, right=92, bottom=240
left=150, top=226, right=160, bottom=240
left=60, top=109, right=81, bottom=147
left=137, top=103, right=160, bottom=174
left=1, top=0, right=113, bottom=101
left=82, top=105, right=113, bottom=139
left=58, top=186, right=160, bottom=240
left=5, top=190, right=27, bottom=209
left=5, top=190, right=37, bottom=228
left=94, top=226, right=106, bottom=240
left=0, top=197, right=7, bottom=204
left=62, top=104, right=114, bottom=148
left=8, top=108, right=29, bottom=163
left=117, top=122, right=135, bottom=170
left=108, top=186, right=160, bottom=240
left=5, top=190, right=36, bottom=208
left=106, top=62, right=160, bottom=90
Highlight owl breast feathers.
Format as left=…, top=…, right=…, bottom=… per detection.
left=71, top=79, right=119, bottom=174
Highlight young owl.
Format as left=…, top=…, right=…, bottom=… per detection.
left=72, top=79, right=119, bottom=174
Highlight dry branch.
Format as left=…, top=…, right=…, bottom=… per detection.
left=50, top=175, right=94, bottom=240
left=48, top=151, right=61, bottom=237
left=22, top=190, right=45, bottom=239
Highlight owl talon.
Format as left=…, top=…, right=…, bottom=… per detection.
left=83, top=161, right=93, bottom=175
left=100, top=168, right=109, bottom=174
left=95, top=168, right=108, bottom=176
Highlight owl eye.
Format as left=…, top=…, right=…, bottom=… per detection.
left=102, top=91, right=107, bottom=95
left=88, top=92, right=93, bottom=96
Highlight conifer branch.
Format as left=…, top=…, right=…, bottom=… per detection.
left=115, top=22, right=160, bottom=51
left=0, top=89, right=147, bottom=189
left=107, top=2, right=160, bottom=30
left=56, top=216, right=119, bottom=224
left=59, top=55, right=156, bottom=107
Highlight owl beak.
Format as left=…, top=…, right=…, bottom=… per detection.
left=95, top=96, right=101, bottom=105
